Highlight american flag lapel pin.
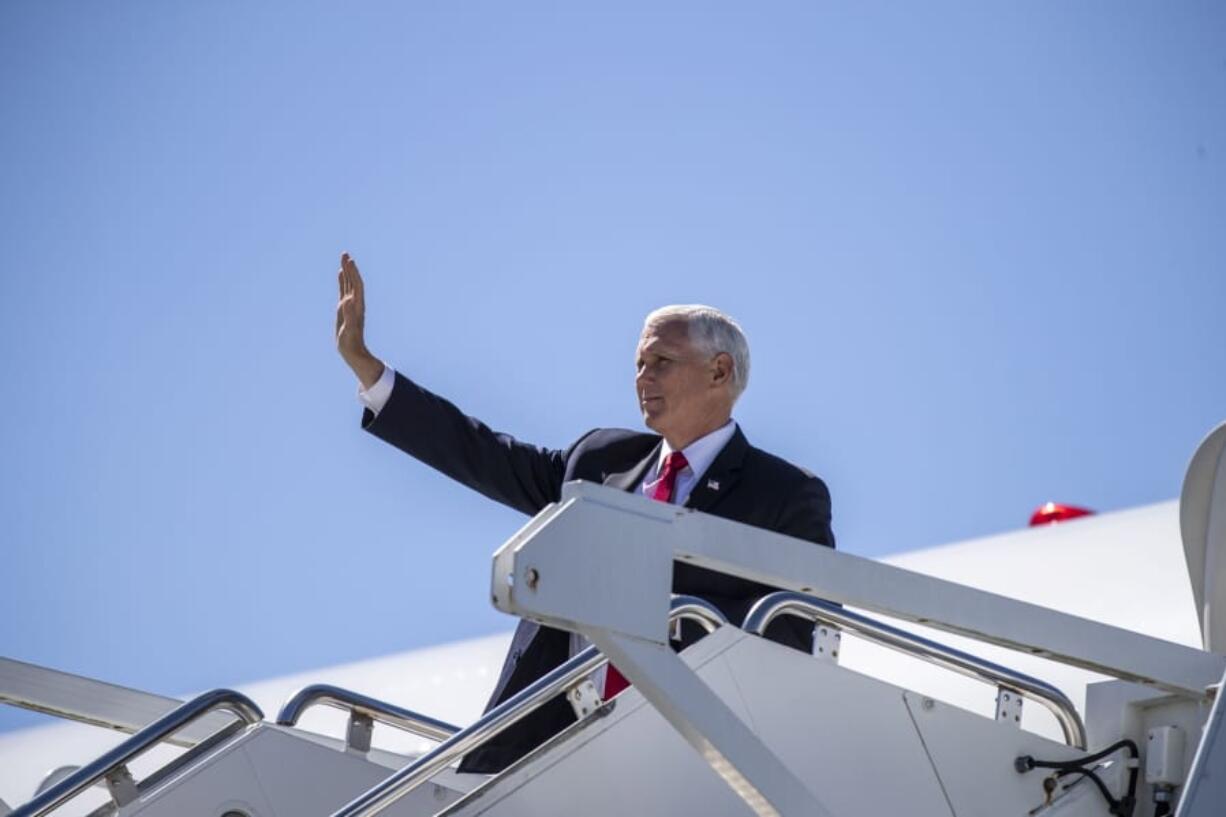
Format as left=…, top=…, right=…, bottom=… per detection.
left=707, top=479, right=720, bottom=491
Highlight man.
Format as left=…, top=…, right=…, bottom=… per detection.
left=334, top=252, right=834, bottom=772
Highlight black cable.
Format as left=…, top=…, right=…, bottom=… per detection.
left=1122, top=758, right=1139, bottom=817
left=1055, top=768, right=1137, bottom=816
left=1017, top=739, right=1139, bottom=772
left=1016, top=740, right=1140, bottom=817
left=1054, top=768, right=1116, bottom=805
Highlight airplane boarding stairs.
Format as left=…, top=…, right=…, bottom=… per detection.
left=3, top=598, right=1164, bottom=817
left=7, top=417, right=1226, bottom=816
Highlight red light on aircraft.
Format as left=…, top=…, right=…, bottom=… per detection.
left=1029, top=502, right=1095, bottom=526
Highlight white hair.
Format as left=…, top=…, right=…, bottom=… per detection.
left=644, top=304, right=751, bottom=400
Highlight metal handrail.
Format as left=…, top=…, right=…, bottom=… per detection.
left=331, top=594, right=729, bottom=817
left=743, top=591, right=1088, bottom=749
left=277, top=684, right=460, bottom=745
left=0, top=657, right=232, bottom=748
left=667, top=597, right=730, bottom=635
left=10, top=689, right=263, bottom=817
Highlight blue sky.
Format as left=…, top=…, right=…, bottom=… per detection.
left=2, top=2, right=1224, bottom=733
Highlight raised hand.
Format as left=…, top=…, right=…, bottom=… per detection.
left=335, top=252, right=384, bottom=389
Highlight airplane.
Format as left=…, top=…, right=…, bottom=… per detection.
left=0, top=421, right=1222, bottom=816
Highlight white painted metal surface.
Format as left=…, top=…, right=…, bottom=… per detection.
left=0, top=634, right=510, bottom=812
left=1174, top=668, right=1226, bottom=817
left=481, top=482, right=1224, bottom=815
left=491, top=489, right=826, bottom=815
left=444, top=627, right=1104, bottom=817
left=120, top=724, right=470, bottom=817
left=1181, top=420, right=1226, bottom=654
left=903, top=690, right=1097, bottom=815
left=591, top=630, right=828, bottom=817
left=500, top=482, right=1222, bottom=697
left=0, top=658, right=231, bottom=747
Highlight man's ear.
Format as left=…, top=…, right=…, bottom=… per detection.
left=710, top=352, right=733, bottom=388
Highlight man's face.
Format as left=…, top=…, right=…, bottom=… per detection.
left=635, top=320, right=721, bottom=439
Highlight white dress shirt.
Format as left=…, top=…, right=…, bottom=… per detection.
left=637, top=420, right=737, bottom=504
left=358, top=363, right=396, bottom=414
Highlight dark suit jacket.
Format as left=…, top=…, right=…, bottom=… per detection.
left=363, top=372, right=834, bottom=772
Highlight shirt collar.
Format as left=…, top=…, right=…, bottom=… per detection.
left=656, top=419, right=737, bottom=483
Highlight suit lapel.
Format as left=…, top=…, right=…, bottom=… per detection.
left=684, top=426, right=749, bottom=513
left=603, top=440, right=662, bottom=494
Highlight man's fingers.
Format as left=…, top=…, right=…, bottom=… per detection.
left=336, top=294, right=361, bottom=335
left=348, top=256, right=365, bottom=309
left=336, top=253, right=365, bottom=337
left=339, top=254, right=365, bottom=310
left=338, top=253, right=352, bottom=295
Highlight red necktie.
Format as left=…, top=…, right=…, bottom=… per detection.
left=651, top=450, right=690, bottom=503
left=604, top=450, right=691, bottom=699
